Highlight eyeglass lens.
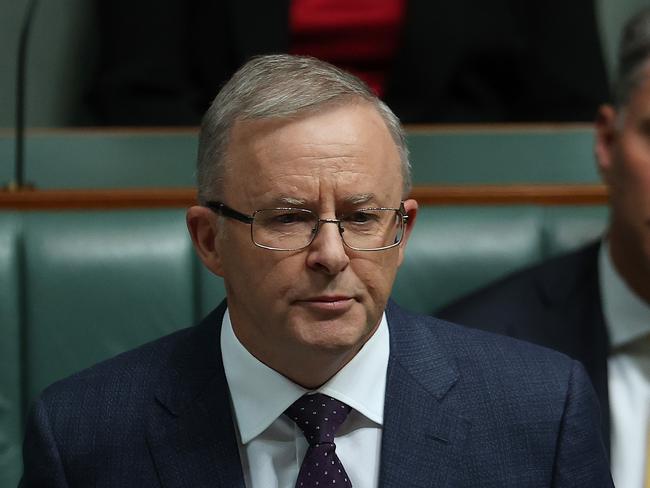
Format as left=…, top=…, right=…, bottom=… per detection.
left=251, top=208, right=403, bottom=250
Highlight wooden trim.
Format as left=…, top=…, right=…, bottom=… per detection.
left=0, top=184, right=608, bottom=210
left=0, top=188, right=198, bottom=209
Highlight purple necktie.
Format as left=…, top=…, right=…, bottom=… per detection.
left=285, top=393, right=353, bottom=488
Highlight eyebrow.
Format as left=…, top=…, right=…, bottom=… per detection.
left=344, top=193, right=377, bottom=206
left=266, top=194, right=378, bottom=208
left=271, top=196, right=309, bottom=207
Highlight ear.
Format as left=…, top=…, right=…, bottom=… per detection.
left=186, top=205, right=225, bottom=277
left=397, top=198, right=418, bottom=267
left=594, top=104, right=619, bottom=186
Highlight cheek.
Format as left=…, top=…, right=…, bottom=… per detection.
left=220, top=240, right=279, bottom=298
left=243, top=253, right=306, bottom=305
left=620, top=165, right=650, bottom=209
left=609, top=144, right=650, bottom=209
left=352, top=253, right=400, bottom=301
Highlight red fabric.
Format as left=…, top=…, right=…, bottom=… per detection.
left=289, top=0, right=406, bottom=97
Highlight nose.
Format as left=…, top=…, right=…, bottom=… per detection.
left=305, top=220, right=350, bottom=275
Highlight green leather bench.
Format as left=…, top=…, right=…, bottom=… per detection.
left=0, top=213, right=21, bottom=487
left=0, top=203, right=607, bottom=486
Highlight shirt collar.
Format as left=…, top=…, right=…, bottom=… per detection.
left=221, top=308, right=390, bottom=444
left=599, top=240, right=650, bottom=348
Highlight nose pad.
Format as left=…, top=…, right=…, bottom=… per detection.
left=309, top=219, right=345, bottom=247
left=314, top=220, right=345, bottom=245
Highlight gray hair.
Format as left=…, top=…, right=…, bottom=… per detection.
left=196, top=54, right=411, bottom=204
left=614, top=7, right=650, bottom=108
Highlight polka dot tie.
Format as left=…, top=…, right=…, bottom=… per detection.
left=285, top=393, right=353, bottom=488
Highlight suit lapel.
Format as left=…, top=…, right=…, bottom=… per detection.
left=380, top=302, right=470, bottom=488
left=536, top=242, right=611, bottom=450
left=146, top=303, right=246, bottom=488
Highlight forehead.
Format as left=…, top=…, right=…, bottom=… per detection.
left=223, top=103, right=403, bottom=205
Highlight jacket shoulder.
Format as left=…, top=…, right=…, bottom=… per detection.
left=390, top=300, right=576, bottom=382
left=435, top=242, right=599, bottom=330
left=36, top=304, right=225, bottom=412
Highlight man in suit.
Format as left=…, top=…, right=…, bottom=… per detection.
left=438, top=8, right=650, bottom=488
left=21, top=55, right=611, bottom=487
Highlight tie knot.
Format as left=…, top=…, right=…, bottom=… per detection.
left=285, top=393, right=351, bottom=446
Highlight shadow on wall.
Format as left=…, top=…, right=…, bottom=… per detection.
left=0, top=0, right=648, bottom=128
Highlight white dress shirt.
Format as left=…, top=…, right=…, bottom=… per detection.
left=600, top=241, right=650, bottom=488
left=221, top=308, right=390, bottom=488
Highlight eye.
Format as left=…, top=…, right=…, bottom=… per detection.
left=346, top=211, right=379, bottom=224
left=273, top=211, right=312, bottom=224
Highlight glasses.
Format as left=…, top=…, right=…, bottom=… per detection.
left=205, top=201, right=408, bottom=251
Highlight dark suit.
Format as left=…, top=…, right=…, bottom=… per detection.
left=437, top=242, right=611, bottom=451
left=88, top=0, right=609, bottom=125
left=21, top=299, right=611, bottom=486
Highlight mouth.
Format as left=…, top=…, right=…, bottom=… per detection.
left=295, top=295, right=356, bottom=313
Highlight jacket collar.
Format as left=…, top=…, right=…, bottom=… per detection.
left=531, top=241, right=608, bottom=363
left=534, top=241, right=611, bottom=452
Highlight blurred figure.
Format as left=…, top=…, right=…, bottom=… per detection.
left=438, top=7, right=650, bottom=487
left=87, top=0, right=608, bottom=125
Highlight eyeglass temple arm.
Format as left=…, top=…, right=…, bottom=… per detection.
left=399, top=202, right=409, bottom=221
left=205, top=201, right=254, bottom=224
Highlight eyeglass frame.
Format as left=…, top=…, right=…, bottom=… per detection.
left=204, top=200, right=409, bottom=251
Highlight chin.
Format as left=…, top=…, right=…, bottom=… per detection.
left=293, top=318, right=373, bottom=351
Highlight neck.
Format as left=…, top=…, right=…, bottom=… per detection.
left=273, top=350, right=359, bottom=389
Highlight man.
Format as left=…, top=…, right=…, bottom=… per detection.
left=438, top=8, right=650, bottom=488
left=21, top=55, right=611, bottom=487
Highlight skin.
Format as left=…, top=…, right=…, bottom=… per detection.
left=595, top=68, right=650, bottom=304
left=187, top=101, right=418, bottom=388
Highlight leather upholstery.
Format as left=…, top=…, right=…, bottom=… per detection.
left=22, top=210, right=197, bottom=403
left=0, top=213, right=22, bottom=488
left=0, top=129, right=603, bottom=188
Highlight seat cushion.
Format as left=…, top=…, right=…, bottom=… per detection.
left=0, top=213, right=22, bottom=487
left=23, top=210, right=196, bottom=403
left=393, top=206, right=545, bottom=313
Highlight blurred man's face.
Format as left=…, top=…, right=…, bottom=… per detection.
left=189, top=102, right=417, bottom=386
left=596, top=68, right=650, bottom=299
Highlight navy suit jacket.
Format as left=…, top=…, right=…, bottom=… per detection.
left=21, top=300, right=612, bottom=487
left=437, top=242, right=610, bottom=452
